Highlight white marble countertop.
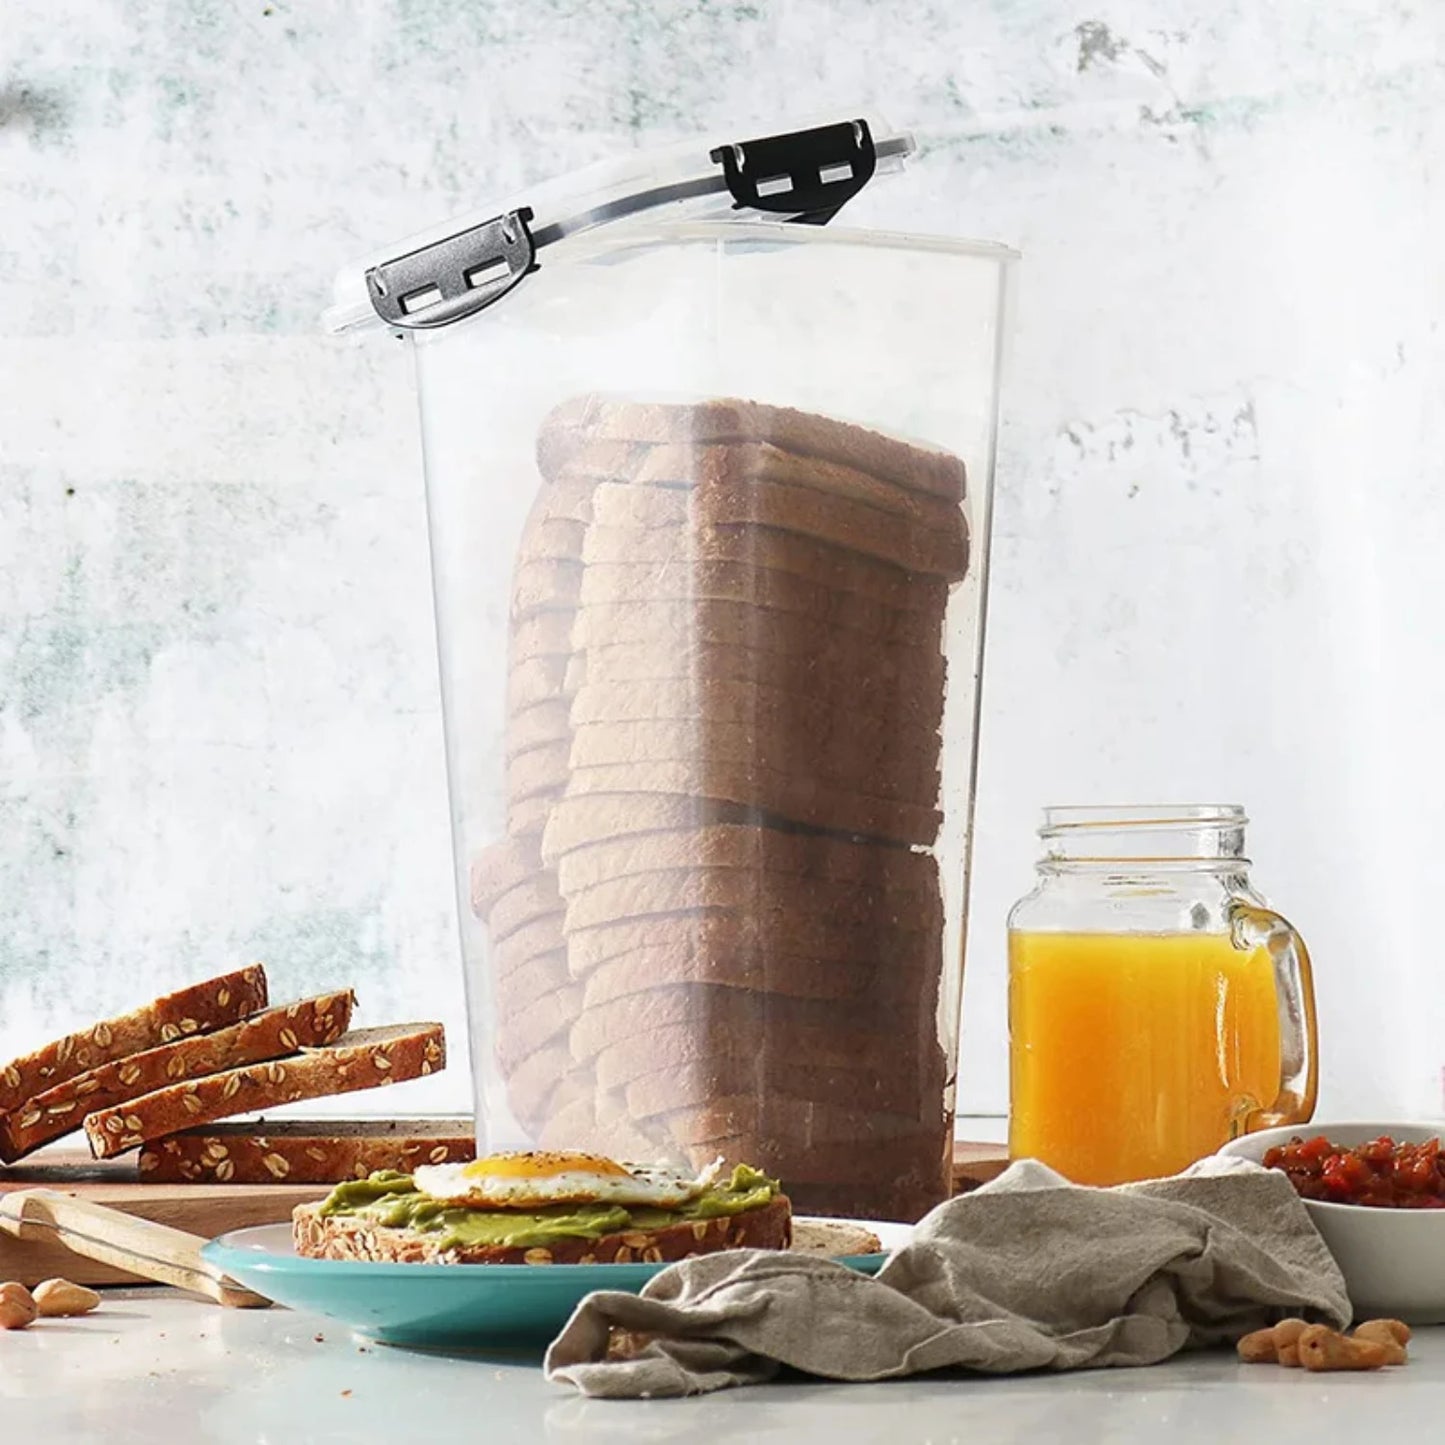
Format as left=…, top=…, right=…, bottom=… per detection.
left=3, top=1290, right=1444, bottom=1442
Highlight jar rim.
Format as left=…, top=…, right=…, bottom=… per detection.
left=1040, top=804, right=1246, bottom=836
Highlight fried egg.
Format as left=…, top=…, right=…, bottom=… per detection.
left=411, top=1151, right=723, bottom=1209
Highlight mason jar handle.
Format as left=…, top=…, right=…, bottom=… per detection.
left=1228, top=901, right=1319, bottom=1128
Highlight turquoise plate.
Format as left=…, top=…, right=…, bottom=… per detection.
left=202, top=1217, right=910, bottom=1349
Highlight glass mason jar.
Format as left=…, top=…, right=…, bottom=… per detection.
left=1007, top=805, right=1318, bottom=1186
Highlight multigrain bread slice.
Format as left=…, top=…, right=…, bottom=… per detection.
left=292, top=1192, right=792, bottom=1265
left=0, top=965, right=269, bottom=1117
left=581, top=523, right=950, bottom=615
left=0, top=990, right=354, bottom=1163
left=537, top=394, right=967, bottom=503
left=586, top=479, right=966, bottom=580
left=563, top=763, right=942, bottom=845
left=495, top=949, right=572, bottom=1016
left=662, top=1094, right=939, bottom=1149
left=139, top=1119, right=476, bottom=1185
left=83, top=1024, right=446, bottom=1158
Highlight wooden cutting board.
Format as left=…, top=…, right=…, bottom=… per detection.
left=0, top=1139, right=1011, bottom=1288
left=0, top=1149, right=328, bottom=1287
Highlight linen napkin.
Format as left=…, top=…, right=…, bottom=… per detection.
left=544, top=1156, right=1349, bottom=1398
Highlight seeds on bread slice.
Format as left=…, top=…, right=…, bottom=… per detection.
left=292, top=1192, right=792, bottom=1265
left=140, top=1118, right=477, bottom=1184
left=83, top=1023, right=446, bottom=1159
left=0, top=965, right=269, bottom=1117
left=0, top=989, right=354, bottom=1163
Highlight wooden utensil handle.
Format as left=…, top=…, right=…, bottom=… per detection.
left=0, top=1189, right=270, bottom=1308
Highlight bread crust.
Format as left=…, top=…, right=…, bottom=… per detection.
left=292, top=1193, right=792, bottom=1265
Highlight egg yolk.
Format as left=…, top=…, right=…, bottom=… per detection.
left=458, top=1151, right=631, bottom=1181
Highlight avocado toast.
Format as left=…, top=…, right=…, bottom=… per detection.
left=293, top=1161, right=791, bottom=1265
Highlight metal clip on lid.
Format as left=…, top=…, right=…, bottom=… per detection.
left=360, top=117, right=890, bottom=332
left=710, top=119, right=877, bottom=225
left=365, top=209, right=537, bottom=331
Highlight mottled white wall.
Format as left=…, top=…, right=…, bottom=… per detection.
left=2, top=1, right=1442, bottom=1122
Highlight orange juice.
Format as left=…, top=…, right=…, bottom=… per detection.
left=1008, top=931, right=1282, bottom=1186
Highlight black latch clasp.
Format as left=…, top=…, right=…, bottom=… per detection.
left=710, top=119, right=876, bottom=224
left=365, top=208, right=537, bottom=330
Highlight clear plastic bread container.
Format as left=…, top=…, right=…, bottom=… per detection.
left=329, top=118, right=1016, bottom=1221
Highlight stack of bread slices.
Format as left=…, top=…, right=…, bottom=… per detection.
left=0, top=966, right=465, bottom=1184
left=471, top=393, right=968, bottom=1221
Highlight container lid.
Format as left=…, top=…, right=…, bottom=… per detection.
left=325, top=114, right=914, bottom=337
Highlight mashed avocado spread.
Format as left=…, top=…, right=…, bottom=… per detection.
left=316, top=1164, right=778, bottom=1252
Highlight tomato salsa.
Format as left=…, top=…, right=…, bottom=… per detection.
left=1263, top=1134, right=1445, bottom=1208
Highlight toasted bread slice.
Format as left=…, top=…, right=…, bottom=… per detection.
left=291, top=1193, right=791, bottom=1265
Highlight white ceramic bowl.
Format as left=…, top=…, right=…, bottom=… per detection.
left=1218, top=1121, right=1445, bottom=1323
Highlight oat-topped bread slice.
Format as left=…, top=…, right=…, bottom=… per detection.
left=537, top=394, right=967, bottom=503
left=139, top=1119, right=476, bottom=1185
left=0, top=965, right=268, bottom=1117
left=83, top=1023, right=445, bottom=1159
left=0, top=989, right=354, bottom=1163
